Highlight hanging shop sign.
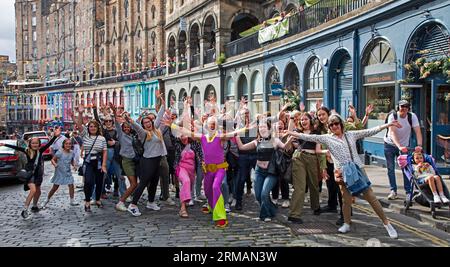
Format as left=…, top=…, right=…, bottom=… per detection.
left=363, top=72, right=395, bottom=84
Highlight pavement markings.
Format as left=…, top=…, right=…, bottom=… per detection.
left=354, top=204, right=449, bottom=247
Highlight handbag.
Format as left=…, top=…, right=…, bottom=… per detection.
left=343, top=134, right=371, bottom=196
left=17, top=152, right=40, bottom=183
left=79, top=135, right=99, bottom=177
left=132, top=133, right=145, bottom=163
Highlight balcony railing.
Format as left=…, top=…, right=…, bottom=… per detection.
left=204, top=48, right=216, bottom=64
left=179, top=59, right=187, bottom=71
left=191, top=53, right=200, bottom=68
left=225, top=0, right=374, bottom=58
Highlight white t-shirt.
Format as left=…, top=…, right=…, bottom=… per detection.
left=384, top=112, right=419, bottom=147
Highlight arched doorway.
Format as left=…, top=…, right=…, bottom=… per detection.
left=191, top=87, right=201, bottom=112
left=230, top=13, right=259, bottom=41
left=266, top=67, right=281, bottom=113
left=283, top=62, right=300, bottom=92
left=168, top=36, right=176, bottom=74
left=329, top=50, right=352, bottom=118
left=237, top=74, right=248, bottom=100
left=304, top=57, right=324, bottom=112
left=190, top=24, right=201, bottom=68
left=168, top=90, right=176, bottom=108
left=178, top=31, right=187, bottom=71
left=404, top=22, right=450, bottom=165
left=203, top=15, right=216, bottom=64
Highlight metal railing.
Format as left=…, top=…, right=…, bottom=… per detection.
left=204, top=48, right=216, bottom=64
left=225, top=0, right=374, bottom=57
left=191, top=53, right=200, bottom=68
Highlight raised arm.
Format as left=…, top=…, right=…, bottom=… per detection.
left=124, top=112, right=147, bottom=142
left=351, top=120, right=402, bottom=140
left=74, top=106, right=85, bottom=134
left=235, top=135, right=257, bottom=151
left=93, top=106, right=101, bottom=124
left=0, top=143, right=26, bottom=153
left=287, top=130, right=331, bottom=147
left=40, top=135, right=57, bottom=153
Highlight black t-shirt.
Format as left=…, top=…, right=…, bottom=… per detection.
left=295, top=129, right=319, bottom=150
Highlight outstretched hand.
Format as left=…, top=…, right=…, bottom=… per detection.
left=389, top=120, right=403, bottom=129
left=366, top=104, right=374, bottom=115
left=161, top=117, right=172, bottom=127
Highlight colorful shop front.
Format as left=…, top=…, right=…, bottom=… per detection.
left=124, top=80, right=162, bottom=120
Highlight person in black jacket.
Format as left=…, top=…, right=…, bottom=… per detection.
left=0, top=128, right=59, bottom=219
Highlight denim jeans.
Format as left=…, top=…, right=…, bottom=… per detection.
left=254, top=166, right=278, bottom=220
left=235, top=153, right=257, bottom=203
left=195, top=160, right=204, bottom=198
left=105, top=148, right=126, bottom=196
left=221, top=174, right=230, bottom=205
left=384, top=142, right=412, bottom=194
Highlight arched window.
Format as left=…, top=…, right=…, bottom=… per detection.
left=124, top=0, right=129, bottom=18
left=151, top=5, right=156, bottom=20
left=304, top=57, right=324, bottom=111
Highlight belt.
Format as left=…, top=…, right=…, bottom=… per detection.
left=202, top=162, right=229, bottom=173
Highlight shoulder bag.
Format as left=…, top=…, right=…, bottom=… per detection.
left=78, top=135, right=99, bottom=176
left=343, top=133, right=371, bottom=196
left=17, top=151, right=40, bottom=183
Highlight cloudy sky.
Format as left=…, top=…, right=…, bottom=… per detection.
left=0, top=0, right=16, bottom=62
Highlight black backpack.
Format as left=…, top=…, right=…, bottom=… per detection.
left=384, top=110, right=413, bottom=137
left=132, top=133, right=145, bottom=162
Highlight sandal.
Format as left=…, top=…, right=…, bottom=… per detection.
left=201, top=206, right=210, bottom=214
left=215, top=219, right=228, bottom=228
left=96, top=201, right=104, bottom=208
left=179, top=209, right=189, bottom=218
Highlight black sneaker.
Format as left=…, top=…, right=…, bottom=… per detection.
left=313, top=208, right=321, bottom=215
left=288, top=216, right=303, bottom=224
left=30, top=206, right=40, bottom=213
left=336, top=216, right=344, bottom=226
left=321, top=205, right=338, bottom=213
left=21, top=209, right=30, bottom=219
left=235, top=202, right=242, bottom=211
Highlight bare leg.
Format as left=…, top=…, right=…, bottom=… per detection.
left=434, top=175, right=445, bottom=194
left=33, top=185, right=41, bottom=206
left=25, top=183, right=36, bottom=209
left=426, top=176, right=437, bottom=194
left=120, top=176, right=137, bottom=203
left=68, top=184, right=74, bottom=199
left=47, top=184, right=60, bottom=200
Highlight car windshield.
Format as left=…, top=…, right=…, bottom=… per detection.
left=40, top=139, right=49, bottom=145
left=0, top=140, right=16, bottom=154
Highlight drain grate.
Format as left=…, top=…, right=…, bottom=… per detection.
left=289, top=222, right=338, bottom=235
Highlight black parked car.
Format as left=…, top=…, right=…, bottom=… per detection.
left=0, top=140, right=23, bottom=180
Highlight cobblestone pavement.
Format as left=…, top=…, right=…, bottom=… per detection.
left=0, top=162, right=449, bottom=247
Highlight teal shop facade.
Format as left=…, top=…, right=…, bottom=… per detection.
left=124, top=80, right=162, bottom=120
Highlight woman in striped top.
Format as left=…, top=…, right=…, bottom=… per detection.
left=75, top=106, right=107, bottom=212
left=287, top=114, right=401, bottom=239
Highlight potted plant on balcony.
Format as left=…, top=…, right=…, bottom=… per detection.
left=216, top=53, right=226, bottom=65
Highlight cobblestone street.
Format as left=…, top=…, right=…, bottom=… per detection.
left=0, top=161, right=449, bottom=247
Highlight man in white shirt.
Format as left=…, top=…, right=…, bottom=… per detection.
left=384, top=100, right=422, bottom=200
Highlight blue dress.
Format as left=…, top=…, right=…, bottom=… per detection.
left=50, top=150, right=75, bottom=185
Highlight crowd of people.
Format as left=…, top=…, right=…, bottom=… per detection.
left=6, top=92, right=445, bottom=240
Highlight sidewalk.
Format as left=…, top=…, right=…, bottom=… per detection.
left=364, top=165, right=450, bottom=232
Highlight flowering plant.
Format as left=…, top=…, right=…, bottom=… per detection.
left=404, top=56, right=450, bottom=83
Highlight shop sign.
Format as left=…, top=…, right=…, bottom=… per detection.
left=306, top=91, right=323, bottom=99
left=364, top=72, right=395, bottom=84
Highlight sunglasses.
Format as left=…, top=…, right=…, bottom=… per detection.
left=400, top=105, right=410, bottom=109
left=104, top=120, right=113, bottom=123
left=329, top=122, right=340, bottom=128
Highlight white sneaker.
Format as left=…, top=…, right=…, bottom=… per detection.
left=440, top=195, right=450, bottom=204
left=225, top=204, right=231, bottom=213
left=281, top=200, right=290, bottom=208
left=126, top=196, right=133, bottom=203
left=127, top=205, right=141, bottom=216
left=264, top=217, right=272, bottom=222
left=433, top=195, right=442, bottom=203
left=231, top=198, right=237, bottom=207
left=387, top=191, right=398, bottom=200
left=70, top=199, right=79, bottom=206
left=198, top=194, right=207, bottom=200
left=188, top=200, right=194, bottom=206
left=384, top=223, right=398, bottom=239
left=338, top=223, right=351, bottom=233
left=146, top=201, right=161, bottom=211
left=115, top=201, right=127, bottom=212
left=162, top=197, right=176, bottom=206
left=42, top=200, right=49, bottom=209
left=90, top=200, right=95, bottom=205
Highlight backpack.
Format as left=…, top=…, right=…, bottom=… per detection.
left=132, top=133, right=145, bottom=162
left=384, top=110, right=413, bottom=137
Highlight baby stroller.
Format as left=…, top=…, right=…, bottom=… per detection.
left=397, top=152, right=450, bottom=218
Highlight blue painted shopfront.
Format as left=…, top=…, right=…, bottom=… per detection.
left=124, top=80, right=160, bottom=120
left=252, top=0, right=450, bottom=173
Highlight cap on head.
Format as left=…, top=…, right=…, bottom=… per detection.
left=398, top=100, right=410, bottom=107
